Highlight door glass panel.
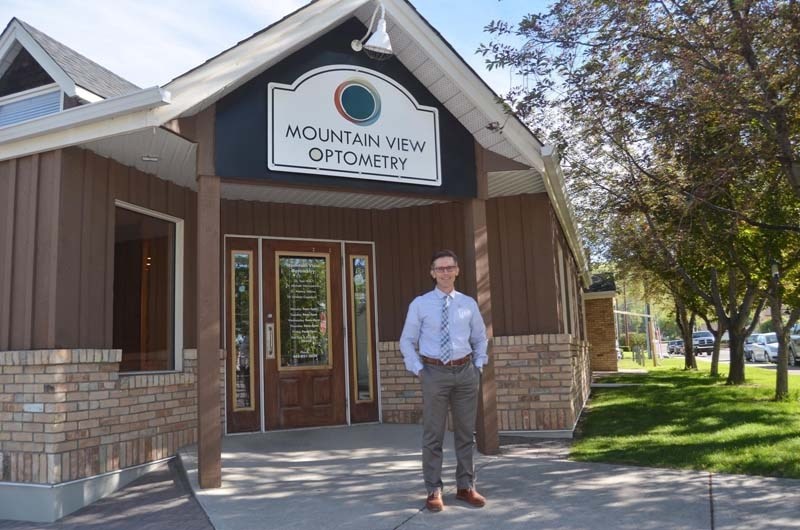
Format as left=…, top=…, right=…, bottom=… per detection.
left=232, top=251, right=254, bottom=410
left=277, top=254, right=331, bottom=369
left=350, top=256, right=373, bottom=402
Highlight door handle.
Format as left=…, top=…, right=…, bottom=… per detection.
left=265, top=323, right=275, bottom=359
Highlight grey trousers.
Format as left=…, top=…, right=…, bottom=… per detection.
left=420, top=361, right=480, bottom=493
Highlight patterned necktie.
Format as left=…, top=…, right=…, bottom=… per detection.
left=440, top=294, right=452, bottom=363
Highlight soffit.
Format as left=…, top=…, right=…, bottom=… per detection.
left=487, top=170, right=546, bottom=198
left=221, top=181, right=446, bottom=210
left=81, top=127, right=197, bottom=189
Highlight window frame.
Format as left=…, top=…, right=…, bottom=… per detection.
left=114, top=200, right=184, bottom=374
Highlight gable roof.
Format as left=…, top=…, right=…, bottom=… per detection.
left=1, top=18, right=139, bottom=100
left=0, top=0, right=589, bottom=285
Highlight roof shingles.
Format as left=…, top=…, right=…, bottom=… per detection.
left=15, top=18, right=139, bottom=99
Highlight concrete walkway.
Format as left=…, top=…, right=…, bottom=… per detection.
left=0, top=459, right=213, bottom=530
left=179, top=424, right=800, bottom=530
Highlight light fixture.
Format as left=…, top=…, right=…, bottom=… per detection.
left=771, top=260, right=780, bottom=280
left=351, top=2, right=393, bottom=61
left=141, top=155, right=159, bottom=162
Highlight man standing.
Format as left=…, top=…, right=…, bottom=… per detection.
left=399, top=249, right=488, bottom=512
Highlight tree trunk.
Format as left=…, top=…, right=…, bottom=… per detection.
left=675, top=298, right=697, bottom=370
left=727, top=326, right=747, bottom=384
left=701, top=314, right=726, bottom=378
left=767, top=276, right=789, bottom=400
left=726, top=296, right=767, bottom=385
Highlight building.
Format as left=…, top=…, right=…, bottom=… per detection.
left=0, top=0, right=591, bottom=522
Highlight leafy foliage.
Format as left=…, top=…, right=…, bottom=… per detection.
left=480, top=1, right=800, bottom=390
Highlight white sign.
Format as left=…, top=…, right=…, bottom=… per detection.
left=268, top=65, right=441, bottom=186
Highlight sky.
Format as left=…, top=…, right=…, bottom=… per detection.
left=0, top=0, right=550, bottom=97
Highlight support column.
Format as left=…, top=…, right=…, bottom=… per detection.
left=196, top=174, right=221, bottom=488
left=463, top=142, right=499, bottom=455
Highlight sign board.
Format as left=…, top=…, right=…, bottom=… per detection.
left=268, top=65, right=441, bottom=186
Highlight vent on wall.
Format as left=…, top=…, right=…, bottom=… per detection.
left=0, top=85, right=61, bottom=128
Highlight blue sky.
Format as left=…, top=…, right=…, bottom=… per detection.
left=0, top=0, right=550, bottom=96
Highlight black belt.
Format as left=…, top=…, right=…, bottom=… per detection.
left=421, top=354, right=472, bottom=366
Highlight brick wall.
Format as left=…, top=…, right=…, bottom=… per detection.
left=585, top=297, right=618, bottom=371
left=378, top=341, right=424, bottom=424
left=0, top=349, right=199, bottom=484
left=493, top=334, right=590, bottom=431
left=379, top=334, right=591, bottom=432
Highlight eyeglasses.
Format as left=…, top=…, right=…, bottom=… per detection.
left=432, top=265, right=458, bottom=273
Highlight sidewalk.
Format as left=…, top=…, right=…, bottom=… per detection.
left=0, top=459, right=213, bottom=530
left=179, top=424, right=800, bottom=530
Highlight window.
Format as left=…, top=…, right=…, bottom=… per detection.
left=349, top=255, right=374, bottom=402
left=113, top=203, right=182, bottom=372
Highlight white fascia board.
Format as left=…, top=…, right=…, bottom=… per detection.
left=584, top=290, right=616, bottom=300
left=0, top=21, right=77, bottom=96
left=154, top=0, right=369, bottom=122
left=74, top=85, right=104, bottom=103
left=541, top=144, right=591, bottom=287
left=0, top=86, right=170, bottom=161
left=382, top=0, right=546, bottom=175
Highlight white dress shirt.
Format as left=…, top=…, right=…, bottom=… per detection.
left=399, top=287, right=488, bottom=375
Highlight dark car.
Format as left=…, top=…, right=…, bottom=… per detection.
left=667, top=339, right=684, bottom=355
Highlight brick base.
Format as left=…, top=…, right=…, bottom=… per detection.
left=0, top=349, right=199, bottom=485
left=379, top=334, right=591, bottom=432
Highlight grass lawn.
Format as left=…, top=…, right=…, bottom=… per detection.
left=572, top=358, right=800, bottom=478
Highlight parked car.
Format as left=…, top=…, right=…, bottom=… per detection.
left=744, top=334, right=757, bottom=362
left=792, top=325, right=800, bottom=366
left=749, top=330, right=800, bottom=366
left=667, top=339, right=684, bottom=355
left=751, top=333, right=778, bottom=363
left=692, top=330, right=715, bottom=355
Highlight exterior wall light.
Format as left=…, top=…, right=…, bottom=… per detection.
left=351, top=2, right=393, bottom=60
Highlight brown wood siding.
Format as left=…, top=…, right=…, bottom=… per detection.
left=486, top=193, right=560, bottom=336
left=220, top=199, right=464, bottom=341
left=0, top=152, right=62, bottom=351
left=54, top=147, right=197, bottom=349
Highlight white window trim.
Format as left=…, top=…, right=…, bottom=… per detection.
left=0, top=82, right=60, bottom=107
left=115, top=200, right=185, bottom=373
left=557, top=245, right=568, bottom=334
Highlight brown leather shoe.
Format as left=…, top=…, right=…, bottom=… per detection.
left=456, top=488, right=486, bottom=507
left=425, top=490, right=444, bottom=512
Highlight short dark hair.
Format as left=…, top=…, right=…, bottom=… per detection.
left=430, top=249, right=459, bottom=268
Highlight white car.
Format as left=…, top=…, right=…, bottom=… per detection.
left=749, top=333, right=773, bottom=363
left=752, top=331, right=800, bottom=366
left=744, top=335, right=757, bottom=362
left=752, top=333, right=779, bottom=363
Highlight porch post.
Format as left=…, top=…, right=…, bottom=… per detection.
left=464, top=143, right=499, bottom=455
left=195, top=105, right=222, bottom=488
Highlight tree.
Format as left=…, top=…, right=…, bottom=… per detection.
left=481, top=0, right=800, bottom=385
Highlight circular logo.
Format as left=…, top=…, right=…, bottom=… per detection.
left=334, top=80, right=381, bottom=126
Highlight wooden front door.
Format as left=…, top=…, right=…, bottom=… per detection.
left=263, top=240, right=346, bottom=429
